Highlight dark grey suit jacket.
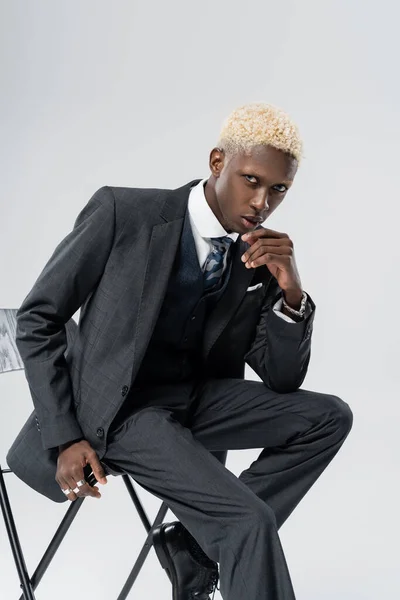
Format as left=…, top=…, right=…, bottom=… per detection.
left=7, top=178, right=315, bottom=502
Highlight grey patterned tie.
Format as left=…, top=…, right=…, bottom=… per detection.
left=203, top=236, right=234, bottom=290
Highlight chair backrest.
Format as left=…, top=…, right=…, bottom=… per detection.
left=0, top=309, right=23, bottom=374
left=0, top=308, right=77, bottom=375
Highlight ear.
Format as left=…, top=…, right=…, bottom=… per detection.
left=209, top=147, right=225, bottom=177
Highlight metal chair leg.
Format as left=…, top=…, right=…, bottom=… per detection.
left=117, top=497, right=170, bottom=600
left=0, top=466, right=36, bottom=600
left=121, top=474, right=152, bottom=531
left=17, top=496, right=85, bottom=600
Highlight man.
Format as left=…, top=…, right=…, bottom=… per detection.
left=8, top=103, right=353, bottom=600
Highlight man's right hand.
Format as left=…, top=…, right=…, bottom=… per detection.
left=56, top=439, right=108, bottom=501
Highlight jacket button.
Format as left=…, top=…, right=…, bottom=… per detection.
left=96, top=428, right=104, bottom=438
left=121, top=385, right=129, bottom=397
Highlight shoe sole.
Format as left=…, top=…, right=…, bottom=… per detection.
left=152, top=524, right=179, bottom=600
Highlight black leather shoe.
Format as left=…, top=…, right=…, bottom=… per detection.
left=152, top=521, right=219, bottom=600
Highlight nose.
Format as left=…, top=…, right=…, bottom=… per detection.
left=250, top=193, right=269, bottom=216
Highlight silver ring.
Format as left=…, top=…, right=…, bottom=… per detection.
left=76, top=479, right=86, bottom=487
left=72, top=486, right=80, bottom=494
left=62, top=488, right=72, bottom=495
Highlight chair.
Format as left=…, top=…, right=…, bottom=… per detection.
left=0, top=308, right=227, bottom=599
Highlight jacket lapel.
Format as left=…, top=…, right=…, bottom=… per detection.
left=131, top=179, right=202, bottom=376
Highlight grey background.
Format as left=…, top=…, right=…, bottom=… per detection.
left=1, top=1, right=399, bottom=598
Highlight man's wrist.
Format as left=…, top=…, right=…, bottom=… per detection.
left=282, top=288, right=303, bottom=309
left=281, top=306, right=304, bottom=322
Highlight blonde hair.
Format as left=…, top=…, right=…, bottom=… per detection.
left=217, top=102, right=303, bottom=164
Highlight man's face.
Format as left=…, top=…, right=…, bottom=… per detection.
left=207, top=144, right=298, bottom=234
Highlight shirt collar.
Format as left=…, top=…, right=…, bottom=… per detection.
left=188, top=178, right=239, bottom=242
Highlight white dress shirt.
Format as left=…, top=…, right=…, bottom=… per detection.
left=187, top=178, right=307, bottom=324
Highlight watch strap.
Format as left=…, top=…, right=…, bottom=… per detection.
left=282, top=291, right=308, bottom=317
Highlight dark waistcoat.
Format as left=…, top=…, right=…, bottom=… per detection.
left=134, top=206, right=233, bottom=386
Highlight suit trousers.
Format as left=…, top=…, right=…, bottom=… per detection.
left=102, top=378, right=353, bottom=600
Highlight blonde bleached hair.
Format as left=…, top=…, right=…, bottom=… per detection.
left=217, top=102, right=303, bottom=164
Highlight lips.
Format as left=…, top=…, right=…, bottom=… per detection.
left=243, top=215, right=262, bottom=224
left=241, top=216, right=260, bottom=229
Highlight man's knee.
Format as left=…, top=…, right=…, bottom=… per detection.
left=321, top=393, right=353, bottom=436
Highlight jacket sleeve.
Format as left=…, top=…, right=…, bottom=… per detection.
left=15, top=186, right=116, bottom=450
left=244, top=279, right=316, bottom=393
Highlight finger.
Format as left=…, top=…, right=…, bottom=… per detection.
left=58, top=476, right=77, bottom=502
left=65, top=473, right=86, bottom=499
left=76, top=480, right=102, bottom=499
left=251, top=253, right=291, bottom=269
left=242, top=228, right=287, bottom=242
left=57, top=461, right=93, bottom=499
left=242, top=243, right=292, bottom=265
left=244, top=249, right=285, bottom=268
left=66, top=475, right=101, bottom=499
left=69, top=467, right=101, bottom=498
left=86, top=451, right=108, bottom=485
left=241, top=236, right=291, bottom=261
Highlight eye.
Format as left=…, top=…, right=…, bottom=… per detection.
left=272, top=184, right=287, bottom=193
left=244, top=175, right=258, bottom=185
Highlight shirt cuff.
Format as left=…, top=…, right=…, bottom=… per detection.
left=273, top=294, right=312, bottom=323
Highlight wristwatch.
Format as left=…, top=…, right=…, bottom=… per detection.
left=282, top=291, right=308, bottom=318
